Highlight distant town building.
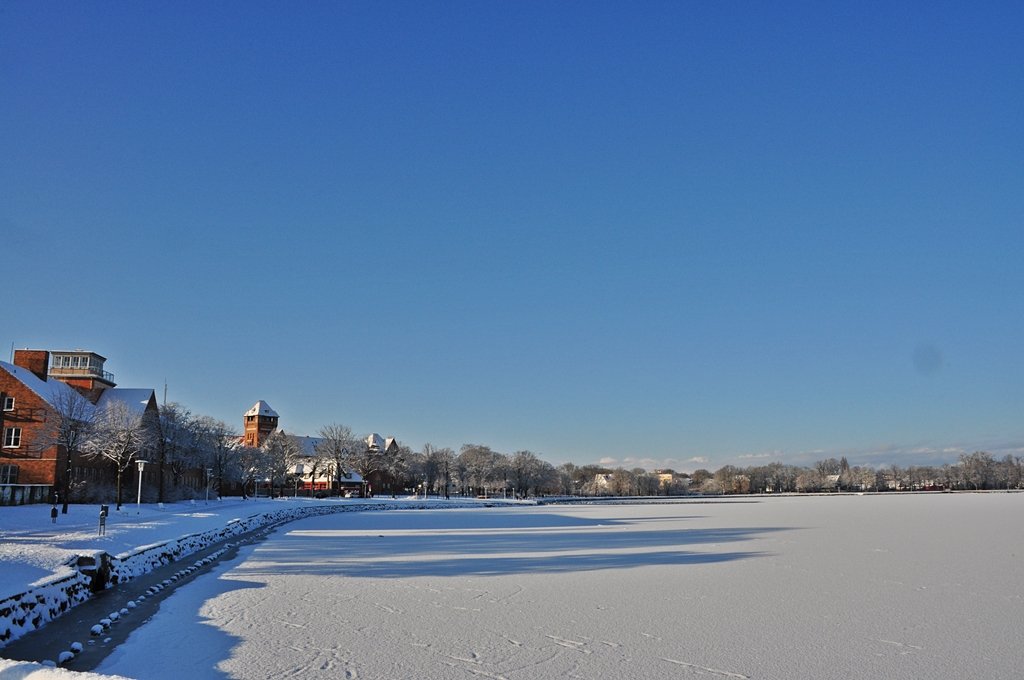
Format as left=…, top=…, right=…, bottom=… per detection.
left=366, top=433, right=398, bottom=455
left=239, top=401, right=366, bottom=496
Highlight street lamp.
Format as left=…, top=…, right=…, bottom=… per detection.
left=205, top=468, right=212, bottom=504
left=136, top=460, right=148, bottom=510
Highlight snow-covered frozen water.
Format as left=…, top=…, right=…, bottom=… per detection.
left=91, top=493, right=1023, bottom=679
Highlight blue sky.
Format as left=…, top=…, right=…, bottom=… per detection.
left=3, top=1, right=1022, bottom=471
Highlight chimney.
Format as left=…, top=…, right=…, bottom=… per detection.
left=13, top=349, right=50, bottom=381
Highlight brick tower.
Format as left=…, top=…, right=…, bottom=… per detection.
left=243, top=400, right=279, bottom=447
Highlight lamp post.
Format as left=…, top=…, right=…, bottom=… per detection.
left=205, top=468, right=212, bottom=504
left=340, top=448, right=348, bottom=497
left=136, top=460, right=148, bottom=510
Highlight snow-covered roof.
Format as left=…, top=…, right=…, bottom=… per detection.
left=284, top=434, right=363, bottom=481
left=1, top=361, right=158, bottom=422
left=289, top=435, right=323, bottom=457
left=0, top=360, right=93, bottom=413
left=245, top=400, right=279, bottom=418
left=95, top=388, right=156, bottom=417
left=366, top=433, right=385, bottom=451
left=288, top=460, right=363, bottom=482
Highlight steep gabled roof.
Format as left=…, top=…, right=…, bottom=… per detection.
left=288, top=434, right=323, bottom=457
left=0, top=360, right=94, bottom=413
left=95, top=388, right=157, bottom=417
left=1, top=361, right=158, bottom=423
left=245, top=400, right=279, bottom=418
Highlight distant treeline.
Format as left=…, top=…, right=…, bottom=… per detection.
left=560, top=451, right=1022, bottom=496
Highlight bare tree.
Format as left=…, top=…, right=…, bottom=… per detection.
left=384, top=443, right=410, bottom=497
left=556, top=462, right=579, bottom=495
left=236, top=444, right=271, bottom=497
left=424, top=444, right=455, bottom=498
left=351, top=442, right=383, bottom=495
left=85, top=401, right=155, bottom=510
left=315, top=423, right=359, bottom=495
left=959, top=451, right=994, bottom=490
left=157, top=402, right=193, bottom=502
left=196, top=417, right=239, bottom=499
left=509, top=450, right=547, bottom=497
left=458, top=444, right=504, bottom=496
left=263, top=430, right=300, bottom=497
left=46, top=387, right=98, bottom=513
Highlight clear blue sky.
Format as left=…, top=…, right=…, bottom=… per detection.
left=3, top=1, right=1022, bottom=471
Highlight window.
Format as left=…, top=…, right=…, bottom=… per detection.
left=3, top=427, right=22, bottom=448
left=0, top=465, right=17, bottom=484
left=2, top=396, right=13, bottom=411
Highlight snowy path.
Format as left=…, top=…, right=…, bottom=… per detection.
left=94, top=494, right=1024, bottom=679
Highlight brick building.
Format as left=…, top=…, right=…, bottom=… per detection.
left=242, top=400, right=279, bottom=447
left=239, top=400, right=365, bottom=497
left=0, top=349, right=158, bottom=505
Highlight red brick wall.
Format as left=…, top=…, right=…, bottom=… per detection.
left=243, top=414, right=278, bottom=448
left=0, top=366, right=61, bottom=485
left=12, top=349, right=49, bottom=381
left=57, top=377, right=105, bottom=404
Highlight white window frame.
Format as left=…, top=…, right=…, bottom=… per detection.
left=3, top=427, right=22, bottom=448
left=2, top=396, right=13, bottom=411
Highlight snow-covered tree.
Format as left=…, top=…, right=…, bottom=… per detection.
left=458, top=444, right=504, bottom=496
left=157, top=402, right=196, bottom=502
left=509, top=450, right=548, bottom=497
left=262, top=430, right=301, bottom=496
left=85, top=401, right=156, bottom=509
left=195, top=416, right=239, bottom=498
left=959, top=451, right=995, bottom=490
left=237, top=444, right=271, bottom=497
left=424, top=444, right=455, bottom=498
left=315, top=423, right=359, bottom=494
left=45, top=387, right=97, bottom=511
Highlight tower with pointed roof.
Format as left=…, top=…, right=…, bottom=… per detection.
left=243, top=400, right=279, bottom=447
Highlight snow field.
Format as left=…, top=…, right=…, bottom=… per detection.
left=95, top=493, right=1024, bottom=679
left=0, top=497, right=480, bottom=648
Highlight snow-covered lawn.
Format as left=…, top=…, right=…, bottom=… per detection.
left=78, top=493, right=1024, bottom=679
left=0, top=497, right=325, bottom=601
left=0, top=496, right=470, bottom=603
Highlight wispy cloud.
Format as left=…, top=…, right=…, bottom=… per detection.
left=597, top=455, right=709, bottom=470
